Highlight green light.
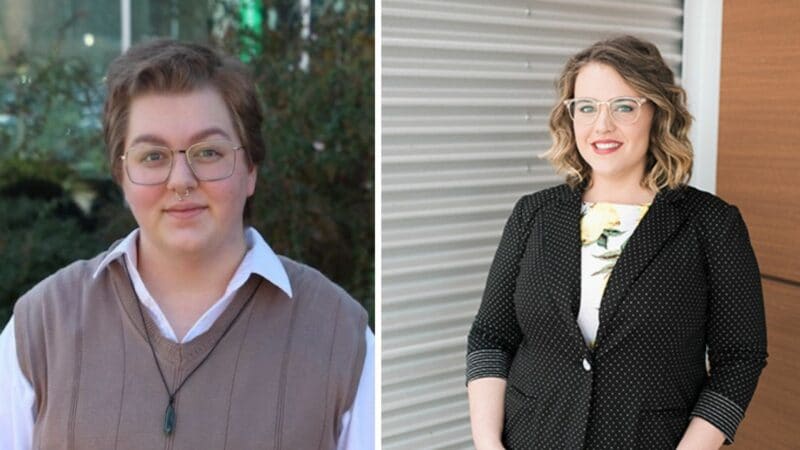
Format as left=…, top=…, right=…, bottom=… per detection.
left=240, top=0, right=263, bottom=31
left=238, top=0, right=264, bottom=63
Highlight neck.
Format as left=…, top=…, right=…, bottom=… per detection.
left=138, top=233, right=247, bottom=286
left=135, top=230, right=248, bottom=339
left=582, top=173, right=655, bottom=205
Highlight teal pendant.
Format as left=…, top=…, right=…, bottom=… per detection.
left=164, top=402, right=176, bottom=435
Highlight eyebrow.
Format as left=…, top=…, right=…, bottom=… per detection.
left=128, top=127, right=233, bottom=147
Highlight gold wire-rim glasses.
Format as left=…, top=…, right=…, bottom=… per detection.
left=120, top=140, right=245, bottom=185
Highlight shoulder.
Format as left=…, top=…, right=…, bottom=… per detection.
left=274, top=257, right=368, bottom=379
left=12, top=249, right=114, bottom=379
left=670, top=187, right=755, bottom=250
left=677, top=185, right=731, bottom=213
left=510, top=183, right=574, bottom=221
left=518, top=183, right=574, bottom=210
left=277, top=256, right=367, bottom=326
left=674, top=186, right=743, bottom=231
left=13, top=250, right=112, bottom=323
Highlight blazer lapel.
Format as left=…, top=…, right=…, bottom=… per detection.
left=540, top=185, right=586, bottom=352
left=594, top=186, right=689, bottom=357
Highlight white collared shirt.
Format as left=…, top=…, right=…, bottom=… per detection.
left=0, top=227, right=374, bottom=450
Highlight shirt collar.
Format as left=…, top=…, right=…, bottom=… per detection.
left=92, top=227, right=293, bottom=298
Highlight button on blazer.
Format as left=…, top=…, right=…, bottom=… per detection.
left=466, top=184, right=767, bottom=450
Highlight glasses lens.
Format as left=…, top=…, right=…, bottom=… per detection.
left=186, top=141, right=237, bottom=181
left=610, top=98, right=641, bottom=124
left=125, top=145, right=172, bottom=184
left=569, top=99, right=598, bottom=124
left=566, top=98, right=642, bottom=125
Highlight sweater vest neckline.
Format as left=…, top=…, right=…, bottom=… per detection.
left=107, top=260, right=266, bottom=365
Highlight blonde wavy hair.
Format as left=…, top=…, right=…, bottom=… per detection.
left=543, top=35, right=693, bottom=191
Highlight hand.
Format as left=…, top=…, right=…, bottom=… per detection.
left=676, top=417, right=725, bottom=450
left=468, top=378, right=508, bottom=450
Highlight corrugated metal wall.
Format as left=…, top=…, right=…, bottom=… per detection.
left=381, top=1, right=685, bottom=448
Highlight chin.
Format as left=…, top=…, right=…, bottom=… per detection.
left=585, top=162, right=618, bottom=177
left=161, top=230, right=214, bottom=254
left=164, top=240, right=207, bottom=256
left=586, top=159, right=640, bottom=177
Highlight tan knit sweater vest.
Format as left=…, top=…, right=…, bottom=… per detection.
left=14, top=251, right=367, bottom=450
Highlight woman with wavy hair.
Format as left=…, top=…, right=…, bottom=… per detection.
left=466, top=35, right=766, bottom=449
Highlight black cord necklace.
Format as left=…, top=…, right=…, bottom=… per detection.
left=133, top=278, right=262, bottom=435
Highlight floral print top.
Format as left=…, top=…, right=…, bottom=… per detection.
left=578, top=201, right=650, bottom=349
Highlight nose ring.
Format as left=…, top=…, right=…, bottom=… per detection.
left=175, top=188, right=191, bottom=201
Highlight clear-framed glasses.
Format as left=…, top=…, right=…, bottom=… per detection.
left=563, top=96, right=648, bottom=125
left=121, top=140, right=244, bottom=185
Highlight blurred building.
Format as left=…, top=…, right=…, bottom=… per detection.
left=0, top=0, right=221, bottom=71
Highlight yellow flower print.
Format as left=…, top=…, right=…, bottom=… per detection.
left=581, top=203, right=621, bottom=247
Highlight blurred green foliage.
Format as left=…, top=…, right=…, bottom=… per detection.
left=0, top=0, right=374, bottom=328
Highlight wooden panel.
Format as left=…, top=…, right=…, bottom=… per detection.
left=733, top=278, right=800, bottom=448
left=718, top=4, right=800, bottom=447
left=716, top=0, right=800, bottom=283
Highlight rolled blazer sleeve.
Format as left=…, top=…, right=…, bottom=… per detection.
left=690, top=205, right=768, bottom=444
left=466, top=197, right=534, bottom=383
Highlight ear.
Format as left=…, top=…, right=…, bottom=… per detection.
left=246, top=165, right=257, bottom=197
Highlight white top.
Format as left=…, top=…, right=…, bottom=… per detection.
left=0, top=227, right=374, bottom=450
left=578, top=201, right=650, bottom=349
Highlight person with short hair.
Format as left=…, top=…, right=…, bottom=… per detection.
left=0, top=39, right=373, bottom=450
left=466, top=35, right=766, bottom=450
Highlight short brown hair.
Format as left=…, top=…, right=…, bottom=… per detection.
left=543, top=35, right=693, bottom=191
left=103, top=39, right=265, bottom=215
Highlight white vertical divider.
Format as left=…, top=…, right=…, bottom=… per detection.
left=682, top=0, right=723, bottom=193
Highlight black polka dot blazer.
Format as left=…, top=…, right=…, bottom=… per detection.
left=466, top=183, right=767, bottom=449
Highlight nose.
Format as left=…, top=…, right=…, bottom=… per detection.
left=593, top=103, right=616, bottom=134
left=165, top=151, right=199, bottom=192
